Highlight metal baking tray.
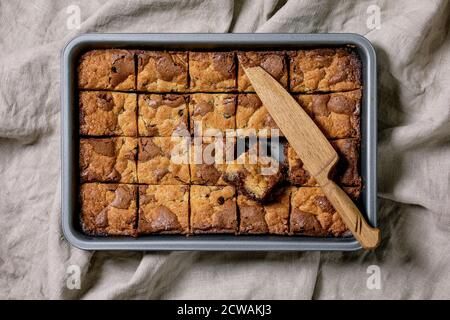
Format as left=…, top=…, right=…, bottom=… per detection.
left=61, top=33, right=377, bottom=251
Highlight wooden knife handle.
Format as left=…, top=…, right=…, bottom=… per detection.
left=318, top=178, right=380, bottom=250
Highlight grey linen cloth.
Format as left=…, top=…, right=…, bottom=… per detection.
left=0, top=0, right=449, bottom=299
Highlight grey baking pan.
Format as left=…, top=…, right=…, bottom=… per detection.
left=61, top=33, right=377, bottom=251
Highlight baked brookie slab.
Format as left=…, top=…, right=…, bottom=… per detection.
left=77, top=48, right=362, bottom=237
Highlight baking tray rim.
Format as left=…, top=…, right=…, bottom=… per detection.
left=61, top=33, right=377, bottom=251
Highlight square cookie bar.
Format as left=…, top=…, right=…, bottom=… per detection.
left=238, top=187, right=290, bottom=234
left=190, top=137, right=236, bottom=186
left=80, top=137, right=137, bottom=183
left=223, top=140, right=286, bottom=202
left=138, top=185, right=189, bottom=234
left=80, top=183, right=137, bottom=236
left=289, top=48, right=361, bottom=93
left=138, top=94, right=188, bottom=137
left=237, top=51, right=288, bottom=92
left=137, top=51, right=188, bottom=92
left=78, top=49, right=135, bottom=91
left=190, top=185, right=237, bottom=233
left=287, top=138, right=361, bottom=186
left=137, top=137, right=190, bottom=184
left=79, top=91, right=137, bottom=136
left=189, top=94, right=236, bottom=136
left=290, top=186, right=360, bottom=236
left=236, top=94, right=282, bottom=136
left=189, top=52, right=236, bottom=92
left=295, top=89, right=361, bottom=139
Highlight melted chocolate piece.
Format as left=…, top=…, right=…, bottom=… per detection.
left=88, top=139, right=116, bottom=157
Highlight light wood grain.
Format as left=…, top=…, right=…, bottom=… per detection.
left=244, top=66, right=380, bottom=250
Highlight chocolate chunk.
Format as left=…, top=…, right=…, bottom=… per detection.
left=151, top=206, right=181, bottom=231
left=144, top=95, right=162, bottom=108
left=240, top=94, right=263, bottom=110
left=107, top=168, right=122, bottom=181
left=240, top=205, right=268, bottom=233
left=212, top=53, right=234, bottom=78
left=196, top=164, right=221, bottom=184
left=162, top=95, right=186, bottom=108
left=110, top=53, right=134, bottom=87
left=111, top=185, right=134, bottom=209
left=260, top=54, right=284, bottom=79
left=314, top=195, right=335, bottom=213
left=95, top=208, right=108, bottom=228
left=96, top=92, right=115, bottom=111
left=291, top=209, right=325, bottom=235
left=154, top=167, right=169, bottom=181
left=139, top=139, right=161, bottom=162
left=88, top=139, right=116, bottom=157
left=311, top=95, right=331, bottom=116
left=222, top=96, right=236, bottom=116
left=156, top=53, right=184, bottom=82
left=217, top=196, right=225, bottom=205
left=327, top=95, right=355, bottom=114
left=212, top=200, right=236, bottom=229
left=193, top=101, right=214, bottom=117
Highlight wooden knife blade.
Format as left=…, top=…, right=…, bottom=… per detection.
left=244, top=66, right=380, bottom=250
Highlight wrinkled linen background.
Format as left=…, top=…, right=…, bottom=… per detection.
left=0, top=0, right=449, bottom=299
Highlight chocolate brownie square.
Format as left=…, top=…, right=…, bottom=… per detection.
left=223, top=140, right=286, bottom=202
left=137, top=51, right=188, bottom=92
left=237, top=51, right=287, bottom=92
left=238, top=187, right=290, bottom=234
left=190, top=185, right=237, bottom=233
left=80, top=183, right=137, bottom=236
left=289, top=48, right=361, bottom=93
left=138, top=94, right=188, bottom=137
left=138, top=185, right=189, bottom=234
left=295, top=89, right=361, bottom=139
left=189, top=52, right=236, bottom=92
left=80, top=137, right=137, bottom=183
left=137, top=137, right=190, bottom=184
left=290, top=186, right=361, bottom=236
left=78, top=49, right=135, bottom=91
left=79, top=91, right=137, bottom=137
left=189, top=94, right=236, bottom=136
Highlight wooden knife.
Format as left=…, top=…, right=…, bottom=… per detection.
left=244, top=66, right=380, bottom=250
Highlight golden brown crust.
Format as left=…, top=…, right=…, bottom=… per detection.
left=236, top=94, right=282, bottom=136
left=79, top=91, right=137, bottom=136
left=137, top=137, right=190, bottom=184
left=189, top=94, right=236, bottom=136
left=238, top=188, right=290, bottom=234
left=289, top=48, right=361, bottom=93
left=190, top=137, right=236, bottom=186
left=78, top=49, right=135, bottom=90
left=287, top=138, right=360, bottom=187
left=290, top=186, right=360, bottom=236
left=296, top=89, right=361, bottom=139
left=237, top=51, right=288, bottom=92
left=138, top=94, right=188, bottom=136
left=189, top=52, right=236, bottom=92
left=190, top=185, right=237, bottom=233
left=80, top=183, right=137, bottom=236
left=138, top=185, right=189, bottom=234
left=137, top=51, right=188, bottom=92
left=80, top=137, right=137, bottom=183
